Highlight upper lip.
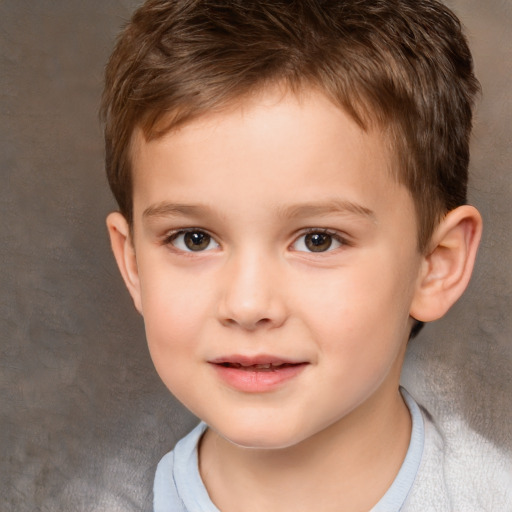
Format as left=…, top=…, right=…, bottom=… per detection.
left=208, top=354, right=307, bottom=366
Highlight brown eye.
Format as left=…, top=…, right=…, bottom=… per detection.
left=184, top=231, right=211, bottom=251
left=292, top=230, right=344, bottom=253
left=168, top=230, right=219, bottom=252
left=304, top=232, right=333, bottom=252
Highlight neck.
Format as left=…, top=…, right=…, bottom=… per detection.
left=199, top=384, right=411, bottom=512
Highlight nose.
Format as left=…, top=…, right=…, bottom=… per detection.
left=217, top=250, right=288, bottom=330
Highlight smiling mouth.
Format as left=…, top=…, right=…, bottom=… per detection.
left=209, top=357, right=308, bottom=391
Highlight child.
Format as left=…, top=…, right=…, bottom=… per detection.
left=101, top=0, right=511, bottom=510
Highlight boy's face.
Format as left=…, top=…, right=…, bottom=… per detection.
left=123, top=88, right=424, bottom=449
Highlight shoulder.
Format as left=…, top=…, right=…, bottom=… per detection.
left=406, top=404, right=512, bottom=511
left=153, top=422, right=209, bottom=512
left=153, top=449, right=186, bottom=512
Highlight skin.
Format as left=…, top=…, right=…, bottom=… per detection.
left=107, top=87, right=482, bottom=511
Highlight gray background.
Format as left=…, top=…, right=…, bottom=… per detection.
left=0, top=1, right=510, bottom=510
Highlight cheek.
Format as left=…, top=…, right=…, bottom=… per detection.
left=138, top=268, right=211, bottom=368
left=294, top=255, right=414, bottom=348
left=140, top=258, right=211, bottom=322
left=137, top=270, right=222, bottom=419
left=141, top=284, right=208, bottom=409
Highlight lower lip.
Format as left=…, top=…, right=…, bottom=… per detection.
left=210, top=363, right=308, bottom=393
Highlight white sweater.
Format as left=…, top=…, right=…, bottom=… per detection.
left=153, top=389, right=512, bottom=511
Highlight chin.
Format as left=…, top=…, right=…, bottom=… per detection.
left=214, top=421, right=310, bottom=450
left=224, top=434, right=301, bottom=450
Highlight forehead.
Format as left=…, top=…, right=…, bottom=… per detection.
left=129, top=88, right=407, bottom=225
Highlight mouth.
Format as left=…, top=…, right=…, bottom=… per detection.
left=209, top=354, right=307, bottom=369
left=208, top=355, right=309, bottom=392
left=216, top=361, right=303, bottom=372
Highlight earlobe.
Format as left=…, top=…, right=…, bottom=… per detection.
left=106, top=212, right=143, bottom=314
left=410, top=205, right=482, bottom=323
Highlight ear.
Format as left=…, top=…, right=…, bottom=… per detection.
left=106, top=212, right=143, bottom=314
left=410, top=205, right=482, bottom=322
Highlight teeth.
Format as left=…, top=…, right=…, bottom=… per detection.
left=221, top=362, right=292, bottom=370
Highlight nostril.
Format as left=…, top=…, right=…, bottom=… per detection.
left=217, top=281, right=288, bottom=329
left=221, top=316, right=273, bottom=330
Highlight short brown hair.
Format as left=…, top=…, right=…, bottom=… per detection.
left=101, top=0, right=479, bottom=252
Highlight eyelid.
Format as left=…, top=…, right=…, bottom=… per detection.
left=160, top=227, right=350, bottom=253
left=291, top=228, right=351, bottom=253
left=162, top=227, right=220, bottom=252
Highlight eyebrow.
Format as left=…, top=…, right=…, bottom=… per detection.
left=143, top=202, right=212, bottom=219
left=276, top=199, right=376, bottom=221
left=142, top=199, right=375, bottom=222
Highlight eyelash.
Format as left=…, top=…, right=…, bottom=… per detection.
left=162, top=228, right=219, bottom=253
left=292, top=228, right=350, bottom=253
left=161, top=228, right=350, bottom=253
